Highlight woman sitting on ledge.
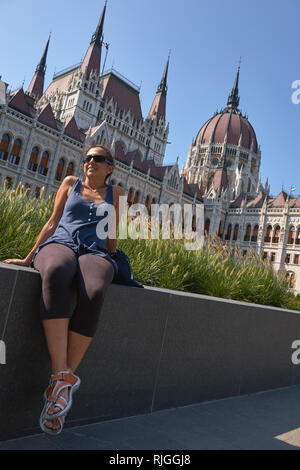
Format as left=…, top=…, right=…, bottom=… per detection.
left=4, top=143, right=125, bottom=435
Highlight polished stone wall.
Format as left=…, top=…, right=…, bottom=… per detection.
left=1, top=262, right=300, bottom=441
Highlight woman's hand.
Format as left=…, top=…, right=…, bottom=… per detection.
left=2, top=258, right=31, bottom=267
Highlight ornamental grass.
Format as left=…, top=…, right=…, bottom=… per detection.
left=0, top=182, right=298, bottom=310
left=0, top=182, right=53, bottom=261
left=119, top=233, right=291, bottom=309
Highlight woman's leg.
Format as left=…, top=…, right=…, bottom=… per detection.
left=34, top=243, right=78, bottom=430
left=34, top=243, right=78, bottom=371
left=67, top=331, right=93, bottom=373
left=67, top=254, right=115, bottom=371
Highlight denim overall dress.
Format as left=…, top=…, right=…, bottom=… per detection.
left=30, top=177, right=118, bottom=275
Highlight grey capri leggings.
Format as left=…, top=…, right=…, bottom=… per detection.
left=33, top=243, right=115, bottom=337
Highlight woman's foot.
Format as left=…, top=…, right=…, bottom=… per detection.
left=40, top=370, right=80, bottom=434
left=43, top=386, right=69, bottom=431
left=40, top=413, right=66, bottom=435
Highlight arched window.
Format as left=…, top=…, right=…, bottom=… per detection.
left=144, top=195, right=151, bottom=211
left=218, top=221, right=223, bottom=238
left=247, top=178, right=251, bottom=192
left=4, top=176, right=12, bottom=189
left=232, top=224, right=239, bottom=241
left=272, top=225, right=280, bottom=244
left=296, top=227, right=300, bottom=245
left=35, top=186, right=41, bottom=198
left=127, top=187, right=134, bottom=206
left=66, top=161, right=74, bottom=177
left=55, top=158, right=65, bottom=181
left=251, top=224, right=259, bottom=242
left=38, top=151, right=49, bottom=176
left=206, top=175, right=213, bottom=192
left=24, top=183, right=31, bottom=196
left=204, top=218, right=210, bottom=236
left=244, top=224, right=251, bottom=242
left=264, top=225, right=272, bottom=243
left=192, top=215, right=196, bottom=231
left=9, top=138, right=22, bottom=165
left=288, top=226, right=296, bottom=244
left=286, top=271, right=296, bottom=289
left=133, top=191, right=140, bottom=204
left=225, top=223, right=232, bottom=241
left=290, top=272, right=296, bottom=288
left=28, top=146, right=39, bottom=171
left=0, top=133, right=10, bottom=161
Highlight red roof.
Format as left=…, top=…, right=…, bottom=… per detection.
left=195, top=109, right=258, bottom=153
left=188, top=183, right=203, bottom=200
left=292, top=196, right=300, bottom=207
left=268, top=191, right=288, bottom=207
left=9, top=88, right=35, bottom=117
left=148, top=92, right=166, bottom=121
left=101, top=72, right=143, bottom=121
left=247, top=191, right=267, bottom=208
left=81, top=43, right=101, bottom=78
left=114, top=141, right=129, bottom=164
left=229, top=192, right=247, bottom=208
left=182, top=177, right=195, bottom=196
left=150, top=164, right=169, bottom=181
left=64, top=116, right=84, bottom=142
left=38, top=103, right=58, bottom=130
left=132, top=152, right=145, bottom=172
left=43, top=70, right=75, bottom=97
left=27, top=72, right=44, bottom=100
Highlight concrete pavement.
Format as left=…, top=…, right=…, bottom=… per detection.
left=1, top=385, right=300, bottom=450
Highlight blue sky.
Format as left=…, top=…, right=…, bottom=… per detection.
left=1, top=0, right=300, bottom=196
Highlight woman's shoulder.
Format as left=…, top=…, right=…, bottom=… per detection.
left=64, top=175, right=79, bottom=184
left=63, top=175, right=80, bottom=197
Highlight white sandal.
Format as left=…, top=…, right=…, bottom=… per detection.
left=40, top=369, right=80, bottom=434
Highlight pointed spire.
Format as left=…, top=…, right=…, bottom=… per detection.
left=227, top=58, right=241, bottom=109
left=157, top=53, right=169, bottom=95
left=90, top=0, right=106, bottom=45
left=81, top=2, right=107, bottom=77
left=36, top=33, right=51, bottom=75
left=148, top=53, right=170, bottom=121
left=27, top=34, right=51, bottom=100
left=265, top=177, right=269, bottom=190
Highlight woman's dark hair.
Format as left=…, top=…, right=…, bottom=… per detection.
left=83, top=141, right=115, bottom=185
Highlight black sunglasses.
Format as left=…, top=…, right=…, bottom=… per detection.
left=83, top=154, right=112, bottom=164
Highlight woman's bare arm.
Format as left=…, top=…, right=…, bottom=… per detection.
left=3, top=176, right=76, bottom=266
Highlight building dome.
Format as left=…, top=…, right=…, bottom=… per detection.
left=195, top=65, right=258, bottom=154
left=195, top=108, right=258, bottom=153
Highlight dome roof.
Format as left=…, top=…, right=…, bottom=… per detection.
left=195, top=108, right=258, bottom=153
